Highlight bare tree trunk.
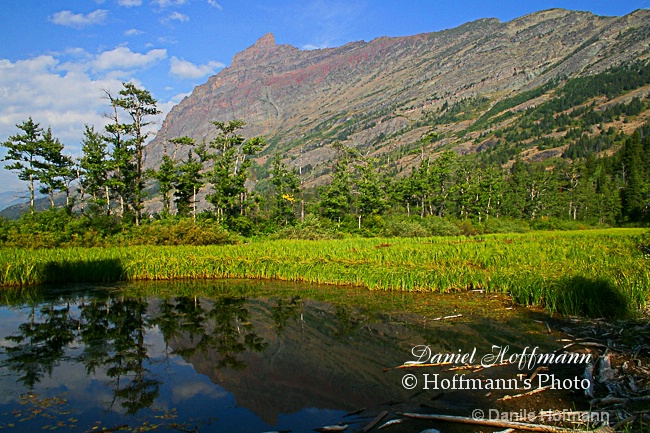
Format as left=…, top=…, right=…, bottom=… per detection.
left=193, top=186, right=196, bottom=223
left=105, top=185, right=110, bottom=215
left=29, top=173, right=35, bottom=214
left=301, top=198, right=305, bottom=223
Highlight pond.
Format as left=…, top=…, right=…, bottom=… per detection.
left=0, top=280, right=587, bottom=432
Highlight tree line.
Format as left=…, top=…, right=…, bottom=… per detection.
left=2, top=81, right=649, bottom=244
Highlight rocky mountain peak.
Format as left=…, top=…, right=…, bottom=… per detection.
left=255, top=32, right=276, bottom=47
left=147, top=9, right=650, bottom=193
left=231, top=32, right=279, bottom=66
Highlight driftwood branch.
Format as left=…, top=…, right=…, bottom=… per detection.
left=431, top=313, right=463, bottom=321
left=397, top=412, right=594, bottom=433
left=498, top=385, right=551, bottom=401
left=591, top=394, right=650, bottom=406
left=360, top=411, right=387, bottom=433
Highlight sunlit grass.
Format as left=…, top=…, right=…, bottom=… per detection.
left=1, top=228, right=647, bottom=317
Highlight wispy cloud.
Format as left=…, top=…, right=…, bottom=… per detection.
left=0, top=48, right=175, bottom=165
left=207, top=0, right=223, bottom=10
left=169, top=57, right=224, bottom=79
left=118, top=0, right=142, bottom=6
left=0, top=55, right=122, bottom=153
left=302, top=43, right=329, bottom=50
left=152, top=0, right=188, bottom=8
left=295, top=0, right=369, bottom=49
left=124, top=28, right=145, bottom=36
left=168, top=11, right=190, bottom=22
left=93, top=46, right=167, bottom=71
left=49, top=9, right=108, bottom=28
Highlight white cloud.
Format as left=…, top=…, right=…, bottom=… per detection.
left=302, top=43, right=329, bottom=50
left=93, top=47, right=167, bottom=71
left=124, top=28, right=145, bottom=36
left=0, top=49, right=173, bottom=153
left=172, top=380, right=227, bottom=403
left=168, top=11, right=189, bottom=22
left=169, top=57, right=224, bottom=79
left=152, top=0, right=187, bottom=8
left=118, top=0, right=142, bottom=6
left=0, top=48, right=181, bottom=193
left=207, top=0, right=223, bottom=10
left=49, top=9, right=108, bottom=28
left=0, top=56, right=122, bottom=153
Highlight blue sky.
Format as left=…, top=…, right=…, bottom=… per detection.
left=0, top=0, right=647, bottom=192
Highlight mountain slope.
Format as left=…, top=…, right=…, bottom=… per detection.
left=148, top=8, right=650, bottom=187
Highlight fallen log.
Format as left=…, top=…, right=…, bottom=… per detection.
left=397, top=412, right=595, bottom=433
left=498, top=385, right=551, bottom=401
left=360, top=411, right=388, bottom=433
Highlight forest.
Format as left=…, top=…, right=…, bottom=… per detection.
left=1, top=63, right=649, bottom=249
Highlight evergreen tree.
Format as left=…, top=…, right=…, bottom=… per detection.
left=168, top=137, right=205, bottom=218
left=37, top=128, right=74, bottom=209
left=2, top=118, right=46, bottom=212
left=355, top=158, right=388, bottom=222
left=204, top=120, right=264, bottom=222
left=476, top=165, right=505, bottom=221
left=270, top=153, right=301, bottom=225
left=320, top=142, right=354, bottom=222
left=620, top=131, right=646, bottom=222
left=112, top=83, right=161, bottom=225
left=103, top=89, right=136, bottom=219
left=428, top=151, right=457, bottom=217
left=79, top=125, right=110, bottom=213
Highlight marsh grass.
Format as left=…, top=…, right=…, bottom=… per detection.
left=1, top=228, right=648, bottom=317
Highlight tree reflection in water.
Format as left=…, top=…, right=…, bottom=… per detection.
left=272, top=295, right=302, bottom=336
left=4, top=304, right=76, bottom=388
left=1, top=291, right=272, bottom=415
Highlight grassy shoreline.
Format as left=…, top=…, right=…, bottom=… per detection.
left=1, top=228, right=648, bottom=317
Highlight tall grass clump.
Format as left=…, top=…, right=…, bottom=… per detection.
left=0, top=228, right=648, bottom=318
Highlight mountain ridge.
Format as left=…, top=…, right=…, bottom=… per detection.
left=141, top=9, right=650, bottom=188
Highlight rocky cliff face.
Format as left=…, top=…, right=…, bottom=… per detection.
left=146, top=8, right=650, bottom=186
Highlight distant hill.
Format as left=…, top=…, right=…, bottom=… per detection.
left=147, top=8, right=650, bottom=192
left=0, top=191, right=29, bottom=218
left=0, top=190, right=30, bottom=213
left=0, top=194, right=65, bottom=220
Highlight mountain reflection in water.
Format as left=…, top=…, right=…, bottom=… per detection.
left=0, top=280, right=554, bottom=432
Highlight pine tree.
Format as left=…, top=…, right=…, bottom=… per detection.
left=620, top=132, right=646, bottom=222
left=112, top=83, right=160, bottom=225
left=2, top=118, right=46, bottom=212
left=79, top=125, right=110, bottom=213
left=38, top=128, right=74, bottom=209
left=270, top=153, right=301, bottom=225
left=320, top=142, right=354, bottom=222
left=356, top=159, right=387, bottom=223
left=204, top=120, right=264, bottom=222
left=174, top=149, right=204, bottom=218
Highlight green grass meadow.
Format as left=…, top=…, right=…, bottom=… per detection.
left=1, top=228, right=648, bottom=318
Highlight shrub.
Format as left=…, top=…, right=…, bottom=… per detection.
left=273, top=214, right=343, bottom=240
left=530, top=217, right=588, bottom=231
left=419, top=216, right=461, bottom=236
left=381, top=216, right=429, bottom=237
left=455, top=219, right=482, bottom=236
left=480, top=217, right=530, bottom=234
left=119, top=218, right=233, bottom=246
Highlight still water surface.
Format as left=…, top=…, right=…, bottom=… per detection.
left=0, top=280, right=555, bottom=432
